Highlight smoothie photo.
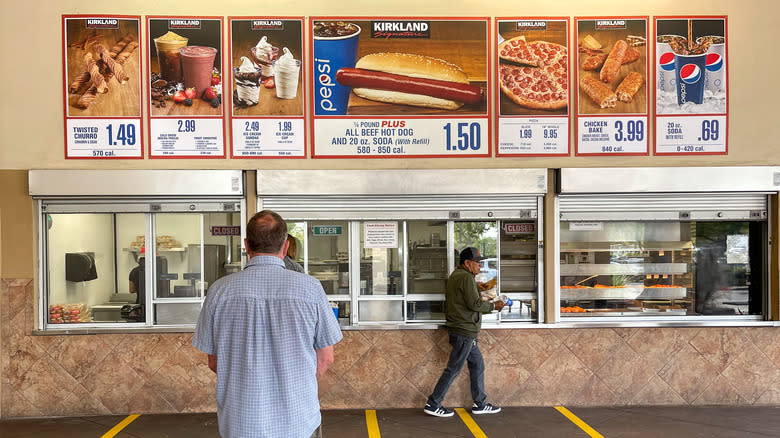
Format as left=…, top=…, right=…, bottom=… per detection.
left=180, top=46, right=218, bottom=98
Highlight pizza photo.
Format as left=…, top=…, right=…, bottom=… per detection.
left=497, top=20, right=569, bottom=116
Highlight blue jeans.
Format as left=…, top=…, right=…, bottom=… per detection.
left=427, top=332, right=486, bottom=407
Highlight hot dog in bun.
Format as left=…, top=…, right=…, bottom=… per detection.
left=335, top=52, right=483, bottom=110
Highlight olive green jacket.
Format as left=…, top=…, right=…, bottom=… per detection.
left=444, top=266, right=495, bottom=338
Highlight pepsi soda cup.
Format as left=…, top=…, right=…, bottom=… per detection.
left=698, top=36, right=726, bottom=95
left=656, top=35, right=684, bottom=94
left=674, top=53, right=706, bottom=105
left=312, top=22, right=361, bottom=115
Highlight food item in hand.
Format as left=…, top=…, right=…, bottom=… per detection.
left=581, top=34, right=602, bottom=50
left=580, top=76, right=617, bottom=108
left=335, top=52, right=482, bottom=110
left=599, top=40, right=628, bottom=83
left=615, top=71, right=644, bottom=103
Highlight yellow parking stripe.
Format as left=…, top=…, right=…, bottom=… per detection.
left=555, top=406, right=604, bottom=438
left=100, top=414, right=140, bottom=438
left=366, top=409, right=381, bottom=438
left=455, top=408, right=488, bottom=438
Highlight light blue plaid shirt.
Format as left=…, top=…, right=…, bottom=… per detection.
left=193, top=255, right=343, bottom=438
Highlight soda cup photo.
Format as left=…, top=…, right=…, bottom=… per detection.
left=697, top=35, right=726, bottom=95
left=312, top=22, right=361, bottom=115
left=656, top=35, right=685, bottom=94
left=674, top=52, right=706, bottom=105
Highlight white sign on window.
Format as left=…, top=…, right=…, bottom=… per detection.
left=569, top=222, right=604, bottom=231
left=363, top=222, right=398, bottom=248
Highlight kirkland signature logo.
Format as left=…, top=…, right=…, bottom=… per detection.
left=252, top=20, right=284, bottom=30
left=516, top=21, right=547, bottom=31
left=595, top=20, right=626, bottom=30
left=371, top=21, right=430, bottom=38
left=86, top=19, right=119, bottom=29
left=169, top=19, right=201, bottom=29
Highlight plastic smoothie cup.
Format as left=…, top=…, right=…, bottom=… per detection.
left=179, top=46, right=218, bottom=97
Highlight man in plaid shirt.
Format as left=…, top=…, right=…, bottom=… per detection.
left=194, top=210, right=343, bottom=437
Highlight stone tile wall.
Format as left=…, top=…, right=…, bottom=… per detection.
left=3, top=278, right=780, bottom=418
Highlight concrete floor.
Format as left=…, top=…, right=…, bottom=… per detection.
left=1, top=406, right=780, bottom=437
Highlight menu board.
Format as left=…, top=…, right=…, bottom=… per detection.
left=575, top=17, right=650, bottom=156
left=62, top=15, right=142, bottom=158
left=309, top=18, right=490, bottom=158
left=654, top=17, right=728, bottom=155
left=229, top=18, right=305, bottom=158
left=496, top=18, right=570, bottom=156
left=147, top=17, right=225, bottom=158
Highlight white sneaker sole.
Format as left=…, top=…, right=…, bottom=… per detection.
left=424, top=409, right=454, bottom=418
left=472, top=408, right=501, bottom=415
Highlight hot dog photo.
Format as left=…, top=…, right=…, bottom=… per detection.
left=576, top=18, right=648, bottom=115
left=312, top=19, right=488, bottom=116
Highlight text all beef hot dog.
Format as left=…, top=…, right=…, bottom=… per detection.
left=335, top=52, right=483, bottom=110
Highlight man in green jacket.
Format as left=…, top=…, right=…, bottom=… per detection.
left=424, top=247, right=506, bottom=418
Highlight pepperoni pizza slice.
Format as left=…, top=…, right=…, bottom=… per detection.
left=499, top=63, right=568, bottom=110
left=499, top=37, right=567, bottom=68
left=499, top=37, right=568, bottom=110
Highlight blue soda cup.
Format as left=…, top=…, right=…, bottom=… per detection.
left=674, top=53, right=706, bottom=105
left=331, top=302, right=339, bottom=319
left=313, top=22, right=361, bottom=115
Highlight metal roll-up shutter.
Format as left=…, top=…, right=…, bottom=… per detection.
left=560, top=193, right=769, bottom=221
left=260, top=194, right=540, bottom=220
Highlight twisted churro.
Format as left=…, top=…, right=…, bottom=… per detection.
left=84, top=52, right=108, bottom=93
left=108, top=34, right=135, bottom=58
left=96, top=44, right=128, bottom=84
left=115, top=41, right=138, bottom=64
left=69, top=71, right=91, bottom=94
left=75, top=86, right=98, bottom=109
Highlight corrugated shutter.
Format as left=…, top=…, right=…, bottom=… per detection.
left=259, top=194, right=539, bottom=219
left=560, top=193, right=768, bottom=221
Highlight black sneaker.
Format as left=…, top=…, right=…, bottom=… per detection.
left=424, top=403, right=455, bottom=417
left=472, top=402, right=501, bottom=414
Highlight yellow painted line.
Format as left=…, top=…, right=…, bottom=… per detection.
left=100, top=414, right=140, bottom=438
left=366, top=409, right=381, bottom=438
left=455, top=408, right=488, bottom=438
left=555, top=406, right=604, bottom=438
